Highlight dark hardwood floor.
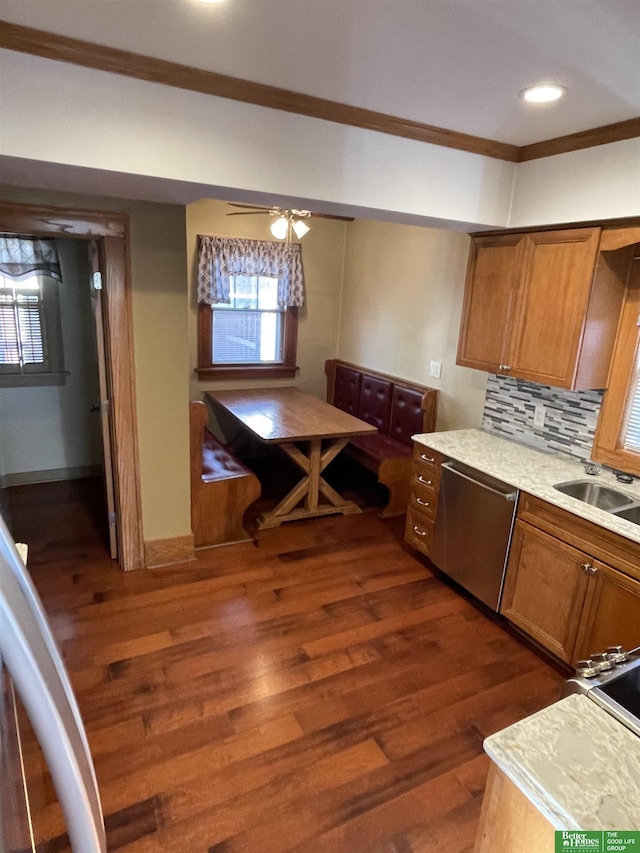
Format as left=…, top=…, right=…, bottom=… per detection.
left=6, top=480, right=564, bottom=853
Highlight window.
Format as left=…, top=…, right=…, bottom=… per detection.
left=592, top=256, right=640, bottom=474
left=0, top=272, right=66, bottom=386
left=196, top=235, right=304, bottom=380
left=213, top=275, right=284, bottom=364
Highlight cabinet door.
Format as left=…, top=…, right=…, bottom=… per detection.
left=457, top=235, right=522, bottom=373
left=508, top=228, right=600, bottom=387
left=574, top=561, right=640, bottom=662
left=500, top=520, right=591, bottom=663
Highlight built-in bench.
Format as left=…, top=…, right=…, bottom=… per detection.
left=189, top=401, right=261, bottom=547
left=324, top=360, right=438, bottom=517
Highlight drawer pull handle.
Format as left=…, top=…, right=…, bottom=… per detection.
left=417, top=476, right=433, bottom=486
left=420, top=454, right=435, bottom=463
left=416, top=497, right=430, bottom=507
left=413, top=526, right=427, bottom=537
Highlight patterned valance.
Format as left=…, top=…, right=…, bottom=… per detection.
left=0, top=236, right=62, bottom=282
left=197, top=235, right=305, bottom=307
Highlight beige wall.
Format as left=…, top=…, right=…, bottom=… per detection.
left=186, top=199, right=347, bottom=401
left=0, top=185, right=191, bottom=543
left=339, top=219, right=487, bottom=431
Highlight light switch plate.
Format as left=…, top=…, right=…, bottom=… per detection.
left=429, top=360, right=442, bottom=379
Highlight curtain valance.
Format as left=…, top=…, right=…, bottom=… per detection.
left=197, top=235, right=305, bottom=307
left=0, top=236, right=62, bottom=282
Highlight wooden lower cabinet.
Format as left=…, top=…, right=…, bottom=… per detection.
left=502, top=495, right=640, bottom=664
left=474, top=764, right=555, bottom=853
left=500, top=520, right=591, bottom=663
left=404, top=446, right=443, bottom=558
left=574, top=561, right=640, bottom=661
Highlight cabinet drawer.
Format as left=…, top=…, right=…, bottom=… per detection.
left=409, top=478, right=438, bottom=520
left=405, top=506, right=435, bottom=557
left=412, top=445, right=443, bottom=482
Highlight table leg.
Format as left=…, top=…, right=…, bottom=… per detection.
left=258, top=437, right=362, bottom=529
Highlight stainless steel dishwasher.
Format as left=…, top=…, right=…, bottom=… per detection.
left=431, top=460, right=518, bottom=611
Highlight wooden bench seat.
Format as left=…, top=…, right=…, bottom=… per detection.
left=190, top=401, right=261, bottom=547
left=325, top=360, right=438, bottom=517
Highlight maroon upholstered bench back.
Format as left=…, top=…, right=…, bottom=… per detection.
left=333, top=364, right=361, bottom=415
left=325, top=359, right=438, bottom=445
left=389, top=386, right=425, bottom=447
left=358, top=375, right=392, bottom=433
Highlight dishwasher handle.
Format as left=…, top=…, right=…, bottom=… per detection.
left=441, top=461, right=517, bottom=501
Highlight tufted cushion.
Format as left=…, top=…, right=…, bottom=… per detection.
left=358, top=375, right=392, bottom=432
left=333, top=365, right=361, bottom=415
left=202, top=429, right=252, bottom=481
left=389, top=386, right=425, bottom=447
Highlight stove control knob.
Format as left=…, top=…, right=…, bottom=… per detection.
left=576, top=659, right=599, bottom=678
left=605, top=645, right=629, bottom=664
left=590, top=653, right=614, bottom=672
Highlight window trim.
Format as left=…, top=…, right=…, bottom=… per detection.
left=592, top=256, right=640, bottom=475
left=196, top=303, right=299, bottom=381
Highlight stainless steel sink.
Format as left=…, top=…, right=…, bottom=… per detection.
left=553, top=480, right=634, bottom=511
left=611, top=504, right=640, bottom=524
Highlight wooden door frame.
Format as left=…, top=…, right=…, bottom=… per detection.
left=0, top=201, right=144, bottom=571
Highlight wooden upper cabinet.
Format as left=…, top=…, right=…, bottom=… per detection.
left=457, top=227, right=627, bottom=390
left=456, top=235, right=521, bottom=373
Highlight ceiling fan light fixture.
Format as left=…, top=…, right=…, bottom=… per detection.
left=270, top=217, right=289, bottom=240
left=519, top=84, right=566, bottom=104
left=292, top=219, right=310, bottom=239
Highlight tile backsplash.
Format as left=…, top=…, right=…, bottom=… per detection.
left=482, top=374, right=603, bottom=461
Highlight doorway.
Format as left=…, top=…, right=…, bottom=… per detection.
left=0, top=202, right=143, bottom=571
left=1, top=236, right=114, bottom=559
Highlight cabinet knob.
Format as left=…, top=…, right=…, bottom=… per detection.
left=581, top=562, right=598, bottom=575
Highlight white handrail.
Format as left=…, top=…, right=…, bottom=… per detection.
left=0, top=514, right=105, bottom=853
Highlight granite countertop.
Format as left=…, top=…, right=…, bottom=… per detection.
left=413, top=427, right=640, bottom=547
left=484, top=693, right=640, bottom=830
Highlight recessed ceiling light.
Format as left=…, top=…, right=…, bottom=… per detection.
left=519, top=84, right=566, bottom=104
left=196, top=0, right=226, bottom=4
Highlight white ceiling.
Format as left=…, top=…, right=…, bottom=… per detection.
left=1, top=0, right=639, bottom=148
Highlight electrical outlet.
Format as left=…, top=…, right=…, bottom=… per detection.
left=429, top=360, right=442, bottom=379
left=533, top=404, right=546, bottom=429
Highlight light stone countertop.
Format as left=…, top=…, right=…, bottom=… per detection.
left=484, top=694, right=640, bottom=830
left=412, top=427, right=640, bottom=547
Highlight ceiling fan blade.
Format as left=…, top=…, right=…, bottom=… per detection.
left=311, top=212, right=355, bottom=221
left=227, top=202, right=272, bottom=210
left=226, top=211, right=271, bottom=216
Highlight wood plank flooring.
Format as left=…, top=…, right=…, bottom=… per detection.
left=7, top=480, right=564, bottom=853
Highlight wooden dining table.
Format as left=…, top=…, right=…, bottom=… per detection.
left=206, top=387, right=377, bottom=529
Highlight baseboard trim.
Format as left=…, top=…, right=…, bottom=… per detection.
left=144, top=534, right=196, bottom=568
left=1, top=465, right=102, bottom=489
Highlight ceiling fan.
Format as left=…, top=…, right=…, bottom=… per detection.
left=226, top=203, right=353, bottom=241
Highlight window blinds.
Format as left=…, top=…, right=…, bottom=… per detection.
left=0, top=286, right=45, bottom=370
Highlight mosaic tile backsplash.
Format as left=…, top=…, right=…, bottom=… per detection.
left=482, top=374, right=603, bottom=461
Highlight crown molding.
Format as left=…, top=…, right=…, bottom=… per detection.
left=1, top=21, right=638, bottom=165
left=517, top=117, right=640, bottom=162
